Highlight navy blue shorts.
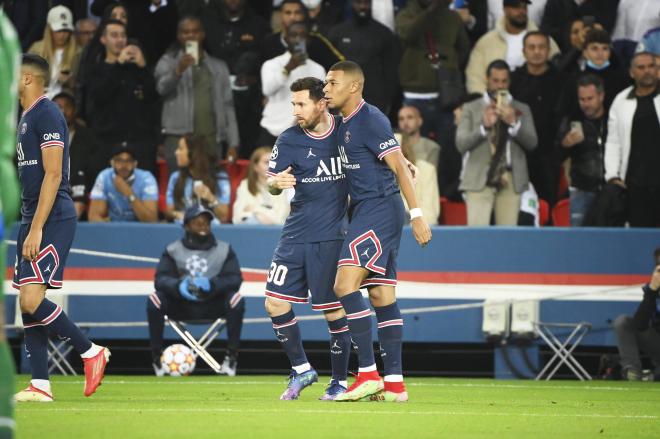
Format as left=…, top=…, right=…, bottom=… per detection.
left=12, top=217, right=76, bottom=290
left=265, top=240, right=343, bottom=311
left=338, top=193, right=405, bottom=288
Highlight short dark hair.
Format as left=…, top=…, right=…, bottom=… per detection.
left=52, top=91, right=76, bottom=107
left=290, top=77, right=325, bottom=102
left=22, top=53, right=49, bottom=78
left=178, top=15, right=204, bottom=32
left=102, top=18, right=126, bottom=35
left=486, top=59, right=510, bottom=77
left=584, top=28, right=611, bottom=47
left=523, top=31, right=550, bottom=47
left=329, top=60, right=364, bottom=77
left=576, top=73, right=604, bottom=93
left=631, top=51, right=656, bottom=66
left=281, top=0, right=307, bottom=11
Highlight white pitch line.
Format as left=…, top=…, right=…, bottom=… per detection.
left=18, top=407, right=658, bottom=420
left=47, top=380, right=658, bottom=392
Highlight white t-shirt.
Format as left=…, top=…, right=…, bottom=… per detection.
left=46, top=48, right=64, bottom=99
left=505, top=31, right=527, bottom=70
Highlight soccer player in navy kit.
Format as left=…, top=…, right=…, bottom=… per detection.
left=324, top=61, right=432, bottom=402
left=13, top=55, right=109, bottom=402
left=264, top=77, right=353, bottom=401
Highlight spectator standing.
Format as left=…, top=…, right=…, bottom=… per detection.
left=510, top=31, right=562, bottom=206
left=259, top=21, right=325, bottom=146
left=397, top=106, right=440, bottom=171
left=612, top=0, right=660, bottom=67
left=165, top=135, right=231, bottom=223
left=457, top=60, right=537, bottom=226
left=557, top=75, right=607, bottom=226
left=486, top=0, right=547, bottom=30
left=87, top=19, right=159, bottom=175
left=605, top=52, right=660, bottom=228
left=466, top=0, right=560, bottom=95
left=149, top=205, right=244, bottom=376
left=88, top=144, right=159, bottom=222
left=28, top=5, right=81, bottom=99
left=232, top=147, right=290, bottom=224
left=613, top=249, right=660, bottom=381
left=155, top=16, right=240, bottom=168
left=399, top=137, right=440, bottom=226
left=53, top=92, right=98, bottom=219
left=328, top=0, right=399, bottom=114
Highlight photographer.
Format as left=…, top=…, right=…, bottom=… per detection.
left=148, top=206, right=245, bottom=376
left=258, top=20, right=325, bottom=147
left=456, top=59, right=537, bottom=226
left=613, top=248, right=660, bottom=381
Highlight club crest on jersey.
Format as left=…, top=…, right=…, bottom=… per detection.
left=344, top=130, right=351, bottom=143
left=270, top=146, right=279, bottom=160
left=20, top=123, right=27, bottom=134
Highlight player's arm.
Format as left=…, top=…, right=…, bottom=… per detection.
left=268, top=166, right=296, bottom=195
left=22, top=147, right=65, bottom=260
left=383, top=151, right=432, bottom=247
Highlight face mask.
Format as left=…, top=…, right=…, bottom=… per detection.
left=586, top=59, right=610, bottom=70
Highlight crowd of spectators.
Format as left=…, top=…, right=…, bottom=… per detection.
left=4, top=0, right=659, bottom=227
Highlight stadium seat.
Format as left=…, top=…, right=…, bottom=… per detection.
left=220, top=159, right=250, bottom=223
left=164, top=315, right=226, bottom=373
left=538, top=199, right=549, bottom=226
left=439, top=197, right=467, bottom=225
left=156, top=158, right=169, bottom=214
left=552, top=198, right=570, bottom=227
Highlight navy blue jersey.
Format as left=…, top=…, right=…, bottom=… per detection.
left=16, top=96, right=76, bottom=224
left=268, top=114, right=348, bottom=243
left=337, top=100, right=400, bottom=201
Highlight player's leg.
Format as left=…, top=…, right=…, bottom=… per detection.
left=147, top=292, right=168, bottom=375
left=369, top=285, right=407, bottom=402
left=320, top=308, right=350, bottom=400
left=219, top=292, right=245, bottom=376
left=265, top=297, right=318, bottom=399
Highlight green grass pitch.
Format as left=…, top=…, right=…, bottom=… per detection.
left=14, top=375, right=660, bottom=438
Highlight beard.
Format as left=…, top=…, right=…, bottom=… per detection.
left=354, top=11, right=371, bottom=25
left=508, top=16, right=527, bottom=30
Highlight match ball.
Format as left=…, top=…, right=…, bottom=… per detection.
left=161, top=344, right=196, bottom=376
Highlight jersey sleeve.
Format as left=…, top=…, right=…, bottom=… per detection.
left=35, top=107, right=66, bottom=150
left=216, top=170, right=231, bottom=205
left=140, top=172, right=159, bottom=201
left=364, top=112, right=401, bottom=161
left=90, top=171, right=108, bottom=200
left=166, top=172, right=177, bottom=206
left=266, top=134, right=296, bottom=177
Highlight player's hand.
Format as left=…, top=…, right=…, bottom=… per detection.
left=113, top=174, right=133, bottom=197
left=411, top=216, right=432, bottom=247
left=191, top=277, right=211, bottom=293
left=22, top=228, right=43, bottom=261
left=178, top=277, right=199, bottom=301
left=271, top=166, right=296, bottom=190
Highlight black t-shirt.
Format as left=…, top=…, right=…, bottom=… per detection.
left=627, top=93, right=660, bottom=188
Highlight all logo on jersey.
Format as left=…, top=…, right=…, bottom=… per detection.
left=270, top=146, right=279, bottom=160
left=300, top=156, right=346, bottom=183
left=338, top=145, right=360, bottom=170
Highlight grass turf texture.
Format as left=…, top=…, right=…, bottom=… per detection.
left=15, top=375, right=660, bottom=438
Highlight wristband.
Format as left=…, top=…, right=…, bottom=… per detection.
left=410, top=208, right=423, bottom=220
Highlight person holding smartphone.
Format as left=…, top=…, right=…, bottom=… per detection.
left=613, top=248, right=660, bottom=381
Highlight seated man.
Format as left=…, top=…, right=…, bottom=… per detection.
left=88, top=144, right=159, bottom=222
left=614, top=248, right=660, bottom=381
left=147, top=206, right=245, bottom=376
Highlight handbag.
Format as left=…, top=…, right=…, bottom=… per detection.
left=426, top=32, right=464, bottom=111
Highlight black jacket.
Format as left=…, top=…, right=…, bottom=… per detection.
left=633, top=285, right=660, bottom=333
left=3, top=0, right=47, bottom=51
left=328, top=17, right=399, bottom=113
left=69, top=122, right=98, bottom=202
left=557, top=113, right=607, bottom=192
left=154, top=236, right=243, bottom=302
left=87, top=61, right=158, bottom=143
left=558, top=63, right=630, bottom=117
left=582, top=182, right=628, bottom=227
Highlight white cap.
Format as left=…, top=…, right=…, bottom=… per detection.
left=302, top=0, right=322, bottom=9
left=47, top=5, right=74, bottom=32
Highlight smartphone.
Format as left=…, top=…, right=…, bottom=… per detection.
left=570, top=121, right=583, bottom=136
left=185, top=40, right=199, bottom=65
left=496, top=90, right=509, bottom=108
left=292, top=40, right=307, bottom=56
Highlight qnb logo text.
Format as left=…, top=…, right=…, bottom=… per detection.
left=379, top=138, right=397, bottom=150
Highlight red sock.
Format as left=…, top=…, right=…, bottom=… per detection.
left=358, top=370, right=381, bottom=381
left=384, top=381, right=406, bottom=393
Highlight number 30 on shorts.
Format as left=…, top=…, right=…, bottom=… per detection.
left=267, top=262, right=288, bottom=286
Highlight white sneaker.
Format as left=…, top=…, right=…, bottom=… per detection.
left=15, top=385, right=54, bottom=402
left=218, top=355, right=237, bottom=377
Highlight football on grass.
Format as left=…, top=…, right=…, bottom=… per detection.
left=161, top=344, right=196, bottom=376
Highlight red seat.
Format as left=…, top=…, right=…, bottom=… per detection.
left=156, top=158, right=169, bottom=214
left=220, top=159, right=250, bottom=223
left=552, top=198, right=571, bottom=226
left=538, top=199, right=549, bottom=226
left=439, top=197, right=467, bottom=225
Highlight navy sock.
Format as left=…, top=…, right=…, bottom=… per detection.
left=271, top=309, right=308, bottom=367
left=31, top=299, right=92, bottom=354
left=339, top=291, right=375, bottom=369
left=327, top=316, right=350, bottom=382
left=375, top=303, right=404, bottom=377
left=22, top=313, right=49, bottom=380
